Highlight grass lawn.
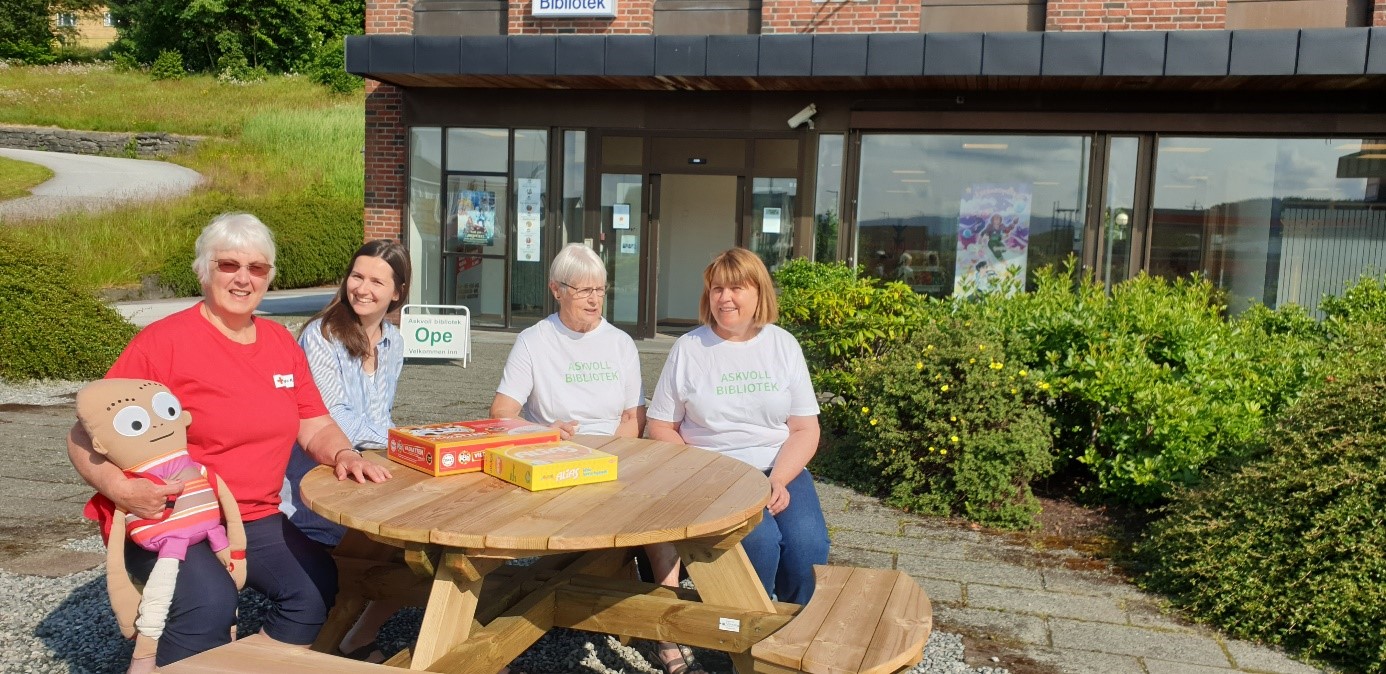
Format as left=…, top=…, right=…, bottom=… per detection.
left=0, top=155, right=55, bottom=200
left=0, top=63, right=364, bottom=291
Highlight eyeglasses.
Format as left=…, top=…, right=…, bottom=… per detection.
left=214, top=259, right=273, bottom=277
left=560, top=282, right=607, bottom=299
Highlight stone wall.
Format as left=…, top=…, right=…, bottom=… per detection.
left=0, top=125, right=200, bottom=159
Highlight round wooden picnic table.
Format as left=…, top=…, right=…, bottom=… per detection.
left=300, top=435, right=779, bottom=673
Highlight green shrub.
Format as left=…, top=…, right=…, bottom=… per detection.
left=307, top=37, right=362, bottom=94
left=823, top=319, right=1057, bottom=529
left=775, top=258, right=936, bottom=398
left=150, top=49, right=184, bottom=80
left=1320, top=272, right=1386, bottom=327
left=0, top=233, right=137, bottom=381
left=157, top=189, right=363, bottom=295
left=1138, top=323, right=1386, bottom=673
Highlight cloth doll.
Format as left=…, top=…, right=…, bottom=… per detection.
left=77, top=379, right=247, bottom=673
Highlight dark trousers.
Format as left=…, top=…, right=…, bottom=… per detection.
left=125, top=513, right=338, bottom=666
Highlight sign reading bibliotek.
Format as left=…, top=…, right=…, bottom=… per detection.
left=532, top=0, right=616, bottom=18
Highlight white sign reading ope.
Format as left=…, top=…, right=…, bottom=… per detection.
left=401, top=304, right=472, bottom=366
left=532, top=0, right=616, bottom=17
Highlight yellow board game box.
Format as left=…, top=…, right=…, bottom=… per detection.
left=387, top=419, right=560, bottom=477
left=483, top=442, right=618, bottom=491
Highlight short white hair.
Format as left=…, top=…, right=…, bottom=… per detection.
left=549, top=243, right=605, bottom=286
left=192, top=212, right=277, bottom=286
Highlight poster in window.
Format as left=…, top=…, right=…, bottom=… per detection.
left=953, top=183, right=1031, bottom=297
left=613, top=203, right=630, bottom=230
left=763, top=207, right=782, bottom=234
left=451, top=189, right=497, bottom=246
left=517, top=212, right=541, bottom=262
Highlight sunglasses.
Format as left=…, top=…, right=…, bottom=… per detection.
left=214, top=259, right=273, bottom=277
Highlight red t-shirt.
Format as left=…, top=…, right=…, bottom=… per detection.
left=105, top=304, right=329, bottom=522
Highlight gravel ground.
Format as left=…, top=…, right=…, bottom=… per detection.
left=2, top=377, right=1007, bottom=674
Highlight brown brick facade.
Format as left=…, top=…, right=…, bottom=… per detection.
left=507, top=0, right=653, bottom=33
left=761, top=0, right=921, bottom=33
left=1045, top=0, right=1226, bottom=31
left=1374, top=0, right=1386, bottom=26
left=364, top=1, right=413, bottom=241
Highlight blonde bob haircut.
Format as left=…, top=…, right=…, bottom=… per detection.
left=699, top=247, right=778, bottom=328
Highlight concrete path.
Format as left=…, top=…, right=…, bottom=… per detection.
left=0, top=313, right=1327, bottom=674
left=0, top=148, right=202, bottom=222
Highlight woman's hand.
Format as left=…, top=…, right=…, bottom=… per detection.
left=113, top=477, right=186, bottom=520
left=333, top=450, right=392, bottom=484
left=767, top=479, right=792, bottom=516
left=551, top=420, right=579, bottom=440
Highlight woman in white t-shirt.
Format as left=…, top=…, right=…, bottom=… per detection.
left=491, top=243, right=644, bottom=437
left=647, top=247, right=830, bottom=607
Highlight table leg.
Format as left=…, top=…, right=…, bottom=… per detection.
left=677, top=541, right=777, bottom=674
left=410, top=552, right=502, bottom=671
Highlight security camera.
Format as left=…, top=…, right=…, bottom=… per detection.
left=787, top=103, right=818, bottom=130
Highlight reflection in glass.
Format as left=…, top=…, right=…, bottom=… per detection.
left=752, top=177, right=797, bottom=273
left=856, top=134, right=1090, bottom=296
left=445, top=174, right=508, bottom=326
left=562, top=131, right=586, bottom=246
left=1103, top=137, right=1139, bottom=288
left=446, top=128, right=509, bottom=173
left=814, top=135, right=843, bottom=263
left=1152, top=137, right=1385, bottom=314
left=600, top=174, right=642, bottom=325
left=408, top=127, right=442, bottom=304
left=511, top=129, right=548, bottom=323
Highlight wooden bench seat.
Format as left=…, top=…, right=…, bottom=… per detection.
left=160, top=633, right=398, bottom=673
left=751, top=565, right=931, bottom=674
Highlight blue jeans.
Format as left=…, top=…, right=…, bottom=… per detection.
left=739, top=468, right=830, bottom=605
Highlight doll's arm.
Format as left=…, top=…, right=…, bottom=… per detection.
left=213, top=476, right=248, bottom=589
left=105, top=512, right=142, bottom=640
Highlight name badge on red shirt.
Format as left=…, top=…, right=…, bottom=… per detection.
left=273, top=374, right=295, bottom=389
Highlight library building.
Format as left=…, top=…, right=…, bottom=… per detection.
left=351, top=0, right=1386, bottom=337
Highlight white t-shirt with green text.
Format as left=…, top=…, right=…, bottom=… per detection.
left=496, top=314, right=643, bottom=436
left=648, top=324, right=819, bottom=470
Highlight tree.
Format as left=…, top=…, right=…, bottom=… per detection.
left=0, top=0, right=102, bottom=61
left=108, top=0, right=363, bottom=74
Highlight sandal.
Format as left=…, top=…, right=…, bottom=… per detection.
left=656, top=641, right=707, bottom=674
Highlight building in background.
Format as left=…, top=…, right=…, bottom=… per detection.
left=54, top=8, right=116, bottom=49
left=351, top=0, right=1386, bottom=337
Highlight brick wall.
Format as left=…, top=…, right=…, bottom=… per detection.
left=1374, top=0, right=1386, bottom=26
left=761, top=0, right=921, bottom=33
left=1045, top=0, right=1226, bottom=31
left=507, top=0, right=654, bottom=33
left=364, top=1, right=413, bottom=241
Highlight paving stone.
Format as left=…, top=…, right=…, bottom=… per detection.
left=933, top=605, right=1050, bottom=646
left=901, top=521, right=983, bottom=543
left=824, top=506, right=907, bottom=535
left=1145, top=659, right=1238, bottom=674
left=813, top=480, right=857, bottom=509
left=1050, top=618, right=1231, bottom=667
left=1023, top=646, right=1146, bottom=674
left=917, top=576, right=963, bottom=605
left=0, top=546, right=104, bottom=576
left=967, top=583, right=1128, bottom=624
left=1127, top=597, right=1198, bottom=633
left=1041, top=565, right=1145, bottom=599
left=1225, top=640, right=1325, bottom=674
left=827, top=544, right=894, bottom=570
left=898, top=553, right=1044, bottom=589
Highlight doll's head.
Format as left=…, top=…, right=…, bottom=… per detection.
left=76, top=379, right=192, bottom=470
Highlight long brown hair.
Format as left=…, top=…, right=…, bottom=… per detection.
left=303, top=240, right=411, bottom=360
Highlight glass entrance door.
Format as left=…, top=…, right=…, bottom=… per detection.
left=655, top=173, right=741, bottom=331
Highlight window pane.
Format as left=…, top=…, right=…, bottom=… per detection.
left=751, top=177, right=796, bottom=273
left=814, top=135, right=843, bottom=263
left=512, top=129, right=547, bottom=321
left=1152, top=137, right=1385, bottom=314
left=446, top=128, right=508, bottom=173
left=1102, top=137, right=1139, bottom=288
left=562, top=130, right=587, bottom=245
left=856, top=134, right=1090, bottom=297
left=600, top=174, right=642, bottom=325
left=408, top=127, right=442, bottom=305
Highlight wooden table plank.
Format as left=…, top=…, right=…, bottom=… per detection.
left=859, top=573, right=931, bottom=674
left=299, top=452, right=431, bottom=533
left=680, top=541, right=781, bottom=674
left=375, top=474, right=512, bottom=543
left=162, top=634, right=396, bottom=674
left=800, top=567, right=895, bottom=674
left=683, top=463, right=769, bottom=538
left=612, top=453, right=761, bottom=546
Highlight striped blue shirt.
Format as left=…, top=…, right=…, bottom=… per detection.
left=281, top=317, right=403, bottom=545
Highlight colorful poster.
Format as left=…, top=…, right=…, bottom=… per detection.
left=517, top=212, right=541, bottom=261
left=453, top=189, right=497, bottom=246
left=953, top=183, right=1032, bottom=297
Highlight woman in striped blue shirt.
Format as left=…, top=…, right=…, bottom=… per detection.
left=282, top=239, right=411, bottom=661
